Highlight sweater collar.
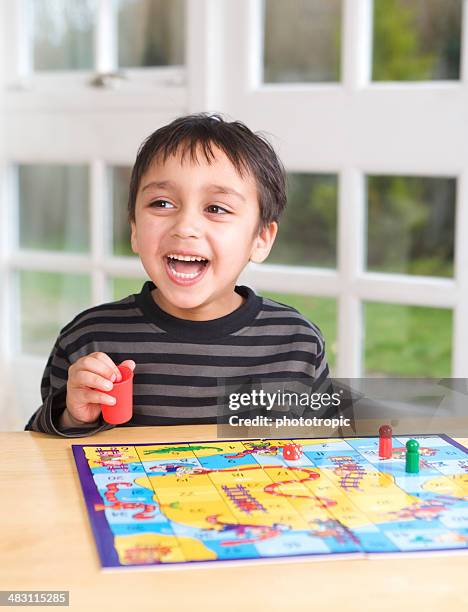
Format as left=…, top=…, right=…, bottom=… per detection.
left=135, top=280, right=262, bottom=340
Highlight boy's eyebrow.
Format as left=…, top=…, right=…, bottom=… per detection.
left=141, top=180, right=246, bottom=202
left=141, top=180, right=173, bottom=193
left=206, top=184, right=246, bottom=202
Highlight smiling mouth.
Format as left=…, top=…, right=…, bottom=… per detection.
left=165, top=254, right=210, bottom=280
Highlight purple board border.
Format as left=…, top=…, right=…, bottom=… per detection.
left=72, top=445, right=120, bottom=567
left=439, top=433, right=468, bottom=453
left=72, top=434, right=468, bottom=569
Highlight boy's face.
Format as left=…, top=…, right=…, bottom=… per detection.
left=131, top=144, right=277, bottom=320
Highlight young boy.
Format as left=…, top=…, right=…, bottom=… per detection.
left=25, top=112, right=330, bottom=437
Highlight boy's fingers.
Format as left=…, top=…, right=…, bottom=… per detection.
left=119, top=360, right=136, bottom=371
left=80, top=389, right=116, bottom=406
left=91, top=352, right=121, bottom=381
left=72, top=356, right=117, bottom=385
left=76, top=371, right=116, bottom=393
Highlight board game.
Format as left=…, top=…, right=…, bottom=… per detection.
left=72, top=435, right=468, bottom=569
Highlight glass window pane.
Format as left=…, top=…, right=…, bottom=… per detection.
left=260, top=291, right=337, bottom=371
left=111, top=166, right=134, bottom=257
left=366, top=175, right=455, bottom=278
left=268, top=173, right=337, bottom=268
left=18, top=164, right=90, bottom=253
left=372, top=0, right=462, bottom=81
left=32, top=0, right=95, bottom=71
left=116, top=0, right=185, bottom=68
left=19, top=271, right=91, bottom=355
left=263, top=0, right=341, bottom=83
left=364, top=302, right=452, bottom=377
left=111, top=277, right=146, bottom=300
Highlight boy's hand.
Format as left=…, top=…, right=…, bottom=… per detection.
left=62, top=352, right=136, bottom=427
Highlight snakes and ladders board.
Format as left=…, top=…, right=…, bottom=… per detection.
left=72, top=435, right=468, bottom=568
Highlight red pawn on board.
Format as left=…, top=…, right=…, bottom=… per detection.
left=379, top=425, right=393, bottom=459
left=283, top=443, right=302, bottom=461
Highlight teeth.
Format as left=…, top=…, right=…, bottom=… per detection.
left=170, top=270, right=202, bottom=279
left=167, top=253, right=207, bottom=262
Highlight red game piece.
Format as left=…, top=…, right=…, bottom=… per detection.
left=379, top=425, right=392, bottom=459
left=101, top=364, right=134, bottom=425
left=283, top=443, right=302, bottom=461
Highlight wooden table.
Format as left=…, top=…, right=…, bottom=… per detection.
left=1, top=427, right=467, bottom=612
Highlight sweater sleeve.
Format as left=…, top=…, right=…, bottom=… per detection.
left=24, top=334, right=115, bottom=438
left=303, top=328, right=338, bottom=420
left=304, top=321, right=330, bottom=392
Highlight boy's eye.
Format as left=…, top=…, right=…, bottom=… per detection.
left=207, top=204, right=229, bottom=214
left=149, top=199, right=174, bottom=209
left=148, top=201, right=229, bottom=214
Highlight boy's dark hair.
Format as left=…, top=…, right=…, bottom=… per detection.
left=128, top=112, right=287, bottom=231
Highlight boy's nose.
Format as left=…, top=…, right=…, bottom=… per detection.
left=171, top=210, right=203, bottom=239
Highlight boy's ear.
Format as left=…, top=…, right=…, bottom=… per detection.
left=130, top=221, right=139, bottom=254
left=249, top=221, right=278, bottom=263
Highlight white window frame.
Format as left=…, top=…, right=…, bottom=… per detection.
left=3, top=0, right=187, bottom=111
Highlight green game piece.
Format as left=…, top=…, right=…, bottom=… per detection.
left=405, top=439, right=420, bottom=473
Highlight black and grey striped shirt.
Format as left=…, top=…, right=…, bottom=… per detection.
left=25, top=280, right=330, bottom=438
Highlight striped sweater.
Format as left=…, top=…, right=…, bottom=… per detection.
left=25, top=280, right=330, bottom=438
